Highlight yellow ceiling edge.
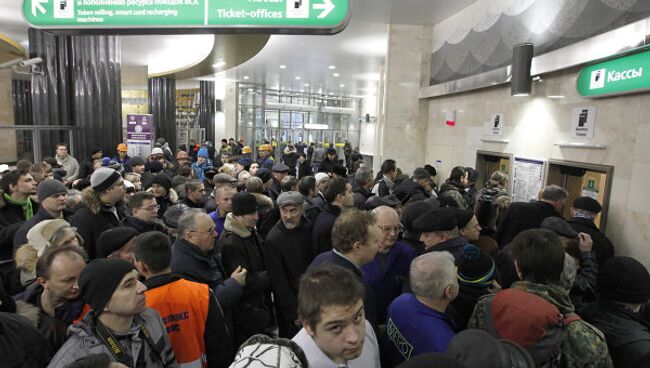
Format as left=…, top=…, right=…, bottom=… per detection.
left=150, top=33, right=270, bottom=80
left=0, top=33, right=27, bottom=64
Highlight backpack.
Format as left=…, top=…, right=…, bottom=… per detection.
left=482, top=288, right=581, bottom=368
left=475, top=189, right=508, bottom=232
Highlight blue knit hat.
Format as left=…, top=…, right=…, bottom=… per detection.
left=198, top=147, right=209, bottom=158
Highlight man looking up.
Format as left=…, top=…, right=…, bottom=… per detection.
left=133, top=231, right=233, bottom=368
left=293, top=265, right=380, bottom=368
left=47, top=258, right=178, bottom=367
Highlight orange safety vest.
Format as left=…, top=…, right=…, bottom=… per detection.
left=145, top=278, right=210, bottom=368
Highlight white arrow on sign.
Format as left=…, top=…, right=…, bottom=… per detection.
left=313, top=0, right=335, bottom=18
left=32, top=0, right=48, bottom=17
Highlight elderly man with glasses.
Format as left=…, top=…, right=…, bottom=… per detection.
left=361, top=205, right=417, bottom=324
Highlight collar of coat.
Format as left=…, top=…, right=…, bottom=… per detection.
left=224, top=212, right=253, bottom=238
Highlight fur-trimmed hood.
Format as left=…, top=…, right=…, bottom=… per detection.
left=250, top=192, right=273, bottom=209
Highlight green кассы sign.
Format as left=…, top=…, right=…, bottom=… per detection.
left=577, top=48, right=650, bottom=98
left=23, top=0, right=349, bottom=34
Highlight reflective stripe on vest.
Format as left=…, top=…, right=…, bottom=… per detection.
left=145, top=278, right=209, bottom=368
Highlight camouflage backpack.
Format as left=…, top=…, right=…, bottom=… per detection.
left=482, top=288, right=581, bottom=368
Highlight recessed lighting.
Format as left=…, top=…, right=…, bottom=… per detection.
left=304, top=83, right=310, bottom=87
left=329, top=92, right=334, bottom=95
left=243, top=76, right=250, bottom=80
left=333, top=73, right=340, bottom=77
left=279, top=65, right=287, bottom=69
left=212, top=61, right=226, bottom=68
left=329, top=65, right=336, bottom=70
left=339, top=84, right=345, bottom=87
left=295, top=76, right=301, bottom=80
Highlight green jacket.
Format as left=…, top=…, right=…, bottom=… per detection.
left=468, top=281, right=613, bottom=368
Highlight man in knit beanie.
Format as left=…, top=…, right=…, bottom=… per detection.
left=48, top=258, right=178, bottom=367
left=69, top=168, right=125, bottom=259
left=14, top=178, right=70, bottom=248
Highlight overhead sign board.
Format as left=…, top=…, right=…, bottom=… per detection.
left=577, top=47, right=650, bottom=98
left=23, top=0, right=349, bottom=34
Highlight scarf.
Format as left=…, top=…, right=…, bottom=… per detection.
left=4, top=193, right=34, bottom=220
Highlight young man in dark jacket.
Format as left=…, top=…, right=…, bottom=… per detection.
left=264, top=191, right=314, bottom=338
left=134, top=231, right=234, bottom=368
left=221, top=192, right=274, bottom=346
left=311, top=177, right=354, bottom=256
left=0, top=169, right=38, bottom=266
left=69, top=168, right=126, bottom=260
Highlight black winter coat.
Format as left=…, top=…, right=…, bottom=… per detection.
left=220, top=215, right=273, bottom=345
left=121, top=216, right=166, bottom=235
left=495, top=201, right=562, bottom=247
left=0, top=196, right=38, bottom=263
left=580, top=300, right=650, bottom=368
left=311, top=203, right=341, bottom=256
left=69, top=203, right=124, bottom=260
left=352, top=185, right=373, bottom=210
left=264, top=217, right=314, bottom=338
left=568, top=216, right=615, bottom=267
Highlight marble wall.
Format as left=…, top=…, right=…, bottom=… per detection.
left=378, top=24, right=432, bottom=176
left=424, top=67, right=650, bottom=267
left=0, top=70, right=17, bottom=163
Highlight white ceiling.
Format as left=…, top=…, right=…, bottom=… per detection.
left=0, top=0, right=476, bottom=97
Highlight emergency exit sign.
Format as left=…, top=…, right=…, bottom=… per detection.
left=23, top=0, right=349, bottom=34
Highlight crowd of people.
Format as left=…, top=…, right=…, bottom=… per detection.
left=0, top=136, right=647, bottom=368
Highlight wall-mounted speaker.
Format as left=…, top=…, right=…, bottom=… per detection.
left=511, top=43, right=534, bottom=96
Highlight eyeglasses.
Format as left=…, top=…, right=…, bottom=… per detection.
left=141, top=205, right=160, bottom=211
left=189, top=227, right=216, bottom=235
left=378, top=225, right=404, bottom=234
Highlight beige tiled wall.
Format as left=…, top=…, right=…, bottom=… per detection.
left=424, top=67, right=650, bottom=267
left=0, top=70, right=17, bottom=163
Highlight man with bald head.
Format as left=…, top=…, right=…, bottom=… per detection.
left=361, top=206, right=416, bottom=323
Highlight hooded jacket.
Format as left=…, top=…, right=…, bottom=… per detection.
left=251, top=192, right=278, bottom=240
left=46, top=308, right=178, bottom=368
left=220, top=213, right=273, bottom=345
left=438, top=179, right=467, bottom=209
left=469, top=281, right=613, bottom=368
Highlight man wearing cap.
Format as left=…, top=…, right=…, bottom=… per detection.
left=568, top=196, right=615, bottom=267
left=14, top=179, right=71, bottom=248
left=400, top=201, right=436, bottom=254
left=362, top=206, right=416, bottom=324
left=312, top=177, right=354, bottom=256
left=47, top=258, right=178, bottom=367
left=122, top=192, right=167, bottom=235
left=148, top=173, right=177, bottom=218
left=134, top=231, right=234, bottom=368
left=96, top=227, right=138, bottom=260
left=257, top=144, right=275, bottom=171
left=580, top=256, right=650, bottom=368
left=70, top=167, right=126, bottom=259
left=264, top=191, right=315, bottom=338
left=127, top=156, right=146, bottom=175
left=221, top=192, right=273, bottom=345
left=14, top=245, right=86, bottom=357
left=469, top=229, right=613, bottom=368
left=384, top=252, right=459, bottom=366
left=414, top=207, right=470, bottom=263
left=192, top=147, right=213, bottom=181
left=113, top=143, right=131, bottom=166
left=270, top=163, right=290, bottom=200
left=310, top=172, right=331, bottom=212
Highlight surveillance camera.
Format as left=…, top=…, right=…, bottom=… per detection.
left=19, top=58, right=43, bottom=67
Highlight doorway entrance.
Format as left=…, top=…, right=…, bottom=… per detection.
left=474, top=150, right=513, bottom=192
left=545, top=160, right=614, bottom=231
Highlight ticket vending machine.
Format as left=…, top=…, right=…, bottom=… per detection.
left=474, top=150, right=513, bottom=192
left=545, top=159, right=614, bottom=231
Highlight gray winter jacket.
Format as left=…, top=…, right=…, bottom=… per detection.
left=47, top=308, right=178, bottom=368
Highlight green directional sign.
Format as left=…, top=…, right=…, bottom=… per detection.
left=577, top=47, right=650, bottom=98
left=23, top=0, right=349, bottom=34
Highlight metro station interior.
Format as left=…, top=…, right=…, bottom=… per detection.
left=0, top=0, right=650, bottom=272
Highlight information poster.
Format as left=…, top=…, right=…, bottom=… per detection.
left=512, top=157, right=545, bottom=203
left=126, top=114, right=154, bottom=158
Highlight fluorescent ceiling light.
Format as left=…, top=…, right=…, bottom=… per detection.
left=295, top=76, right=301, bottom=80
left=212, top=61, right=226, bottom=68
left=333, top=73, right=340, bottom=77
left=279, top=65, right=287, bottom=69
left=547, top=95, right=565, bottom=99
left=512, top=93, right=529, bottom=97
left=339, top=84, right=345, bottom=87
left=243, top=76, right=250, bottom=80
left=304, top=83, right=310, bottom=87
left=329, top=65, right=336, bottom=70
